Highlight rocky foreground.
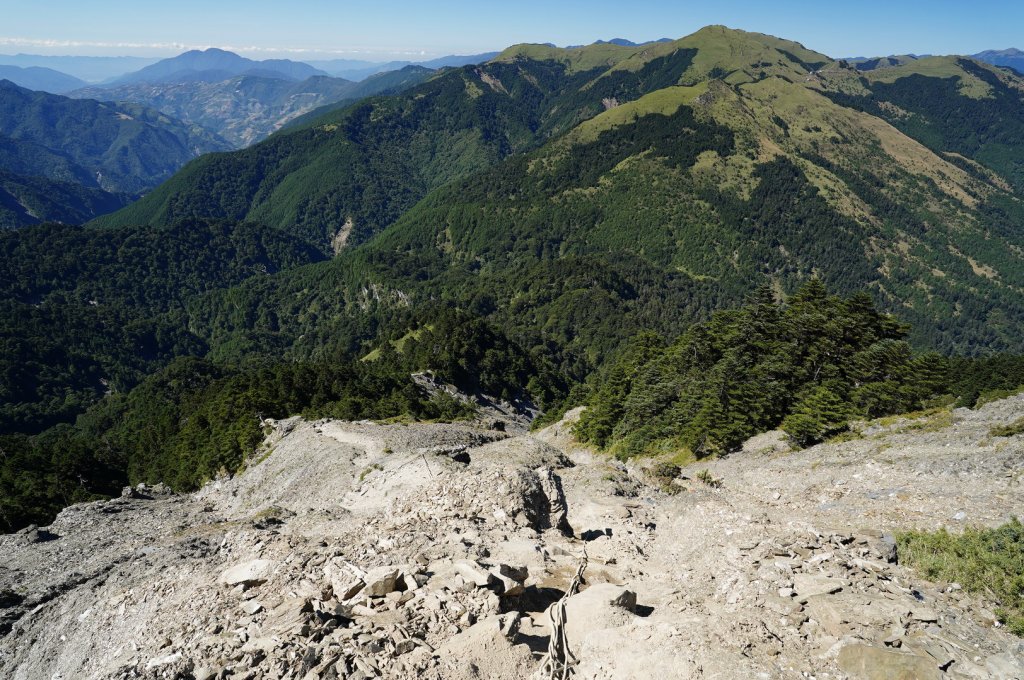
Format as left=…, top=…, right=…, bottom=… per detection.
left=2, top=396, right=1024, bottom=679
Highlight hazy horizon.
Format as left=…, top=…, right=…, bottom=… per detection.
left=3, top=0, right=1022, bottom=63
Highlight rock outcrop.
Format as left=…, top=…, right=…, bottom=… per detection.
left=1, top=396, right=1023, bottom=678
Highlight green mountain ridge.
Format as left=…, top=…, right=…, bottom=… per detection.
left=92, top=48, right=709, bottom=247
left=112, top=26, right=1024, bottom=368
left=0, top=169, right=129, bottom=229
left=7, top=25, right=1024, bottom=530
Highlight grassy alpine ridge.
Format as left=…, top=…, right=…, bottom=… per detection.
left=825, top=58, right=1024, bottom=192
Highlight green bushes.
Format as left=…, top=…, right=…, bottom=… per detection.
left=990, top=417, right=1024, bottom=438
left=781, top=385, right=855, bottom=448
left=898, top=520, right=1024, bottom=636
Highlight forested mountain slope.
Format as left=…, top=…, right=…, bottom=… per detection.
left=0, top=220, right=325, bottom=434
left=0, top=170, right=129, bottom=228
left=0, top=80, right=228, bottom=226
left=91, top=38, right=717, bottom=249
left=166, top=26, right=1024, bottom=378
left=7, top=26, right=1024, bottom=531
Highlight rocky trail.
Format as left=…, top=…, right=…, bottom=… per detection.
left=2, top=395, right=1023, bottom=679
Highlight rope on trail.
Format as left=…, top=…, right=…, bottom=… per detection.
left=539, top=547, right=588, bottom=680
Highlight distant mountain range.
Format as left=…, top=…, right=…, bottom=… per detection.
left=0, top=50, right=498, bottom=88
left=0, top=54, right=159, bottom=83
left=307, top=53, right=499, bottom=80
left=850, top=49, right=1024, bottom=75
left=0, top=79, right=228, bottom=226
left=972, top=48, right=1024, bottom=73
left=0, top=65, right=86, bottom=94
left=108, top=48, right=329, bottom=85
left=72, top=75, right=356, bottom=148
left=565, top=37, right=673, bottom=48
left=72, top=67, right=434, bottom=148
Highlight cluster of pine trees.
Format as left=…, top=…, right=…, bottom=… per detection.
left=576, top=281, right=1017, bottom=457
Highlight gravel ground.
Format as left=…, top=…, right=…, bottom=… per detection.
left=1, top=395, right=1022, bottom=679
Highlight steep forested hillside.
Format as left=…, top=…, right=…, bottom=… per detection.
left=6, top=26, right=1024, bottom=532
left=92, top=41, right=709, bottom=249
left=575, top=282, right=940, bottom=456
left=0, top=80, right=228, bottom=226
left=0, top=170, right=128, bottom=228
left=0, top=220, right=324, bottom=434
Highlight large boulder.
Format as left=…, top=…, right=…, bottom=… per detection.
left=323, top=559, right=365, bottom=600
left=361, top=566, right=401, bottom=597
left=560, top=583, right=638, bottom=656
left=455, top=560, right=495, bottom=588
left=488, top=564, right=528, bottom=596
left=837, top=643, right=942, bottom=680
left=217, top=559, right=275, bottom=587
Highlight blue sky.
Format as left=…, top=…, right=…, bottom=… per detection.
left=1, top=0, right=1021, bottom=61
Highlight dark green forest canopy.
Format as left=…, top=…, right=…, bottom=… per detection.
left=0, top=220, right=324, bottom=435
left=576, top=282, right=1023, bottom=457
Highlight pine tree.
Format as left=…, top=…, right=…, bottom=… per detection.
left=782, top=385, right=853, bottom=447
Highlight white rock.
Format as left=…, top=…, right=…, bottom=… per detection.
left=218, top=559, right=275, bottom=587
left=146, top=652, right=182, bottom=669
left=560, top=583, right=637, bottom=655
left=454, top=559, right=495, bottom=588
left=361, top=566, right=401, bottom=597
left=324, top=560, right=365, bottom=600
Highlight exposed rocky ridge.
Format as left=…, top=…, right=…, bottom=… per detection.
left=2, top=395, right=1023, bottom=678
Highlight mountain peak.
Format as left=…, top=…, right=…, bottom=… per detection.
left=972, top=48, right=1024, bottom=74
left=0, top=65, right=86, bottom=94
left=975, top=47, right=1024, bottom=57
left=109, top=48, right=327, bottom=85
